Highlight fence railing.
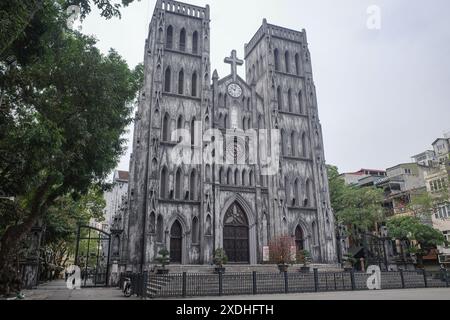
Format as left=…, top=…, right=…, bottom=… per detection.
left=119, top=269, right=449, bottom=299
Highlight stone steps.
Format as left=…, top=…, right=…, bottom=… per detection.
left=163, top=263, right=342, bottom=274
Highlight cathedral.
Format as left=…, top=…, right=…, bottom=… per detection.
left=119, top=0, right=337, bottom=272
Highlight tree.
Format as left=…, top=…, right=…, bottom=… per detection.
left=327, top=165, right=385, bottom=235
left=0, top=1, right=143, bottom=294
left=40, top=186, right=105, bottom=280
left=387, top=216, right=446, bottom=266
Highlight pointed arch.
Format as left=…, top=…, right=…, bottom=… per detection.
left=274, top=48, right=280, bottom=71
left=280, top=129, right=286, bottom=156
left=298, top=90, right=303, bottom=114
left=190, top=169, right=197, bottom=200
left=178, top=69, right=184, bottom=94
left=295, top=225, right=304, bottom=251
left=156, top=215, right=164, bottom=242
left=242, top=169, right=247, bottom=186
left=179, top=28, right=186, bottom=51
left=293, top=178, right=300, bottom=206
left=149, top=211, right=156, bottom=233
left=205, top=214, right=212, bottom=235
left=191, top=71, right=197, bottom=97
left=164, top=66, right=171, bottom=92
left=162, top=112, right=170, bottom=141
left=234, top=168, right=240, bottom=186
left=287, top=89, right=293, bottom=112
left=227, top=167, right=233, bottom=185
left=277, top=86, right=282, bottom=110
left=160, top=166, right=168, bottom=198
left=301, top=132, right=308, bottom=157
left=205, top=164, right=211, bottom=182
left=166, top=25, right=173, bottom=49
left=219, top=166, right=224, bottom=184
left=249, top=170, right=254, bottom=186
left=175, top=167, right=183, bottom=200
left=192, top=31, right=199, bottom=54
left=290, top=131, right=296, bottom=156
left=192, top=216, right=199, bottom=243
left=295, top=53, right=300, bottom=75
left=285, top=51, right=290, bottom=73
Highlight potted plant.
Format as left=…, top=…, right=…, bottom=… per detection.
left=269, top=236, right=295, bottom=272
left=298, top=250, right=312, bottom=272
left=213, top=248, right=228, bottom=274
left=343, top=253, right=356, bottom=271
left=155, top=249, right=170, bottom=274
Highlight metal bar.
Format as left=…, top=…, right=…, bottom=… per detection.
left=350, top=270, right=356, bottom=290
left=313, top=268, right=319, bottom=292
left=252, top=271, right=257, bottom=295
left=105, top=234, right=111, bottom=287
left=84, top=228, right=91, bottom=287
left=182, top=272, right=187, bottom=297
left=284, top=271, right=288, bottom=294
left=399, top=269, right=405, bottom=288
left=218, top=272, right=223, bottom=296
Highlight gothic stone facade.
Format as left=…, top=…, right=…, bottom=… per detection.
left=122, top=0, right=337, bottom=272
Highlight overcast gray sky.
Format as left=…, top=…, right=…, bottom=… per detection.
left=81, top=0, right=450, bottom=175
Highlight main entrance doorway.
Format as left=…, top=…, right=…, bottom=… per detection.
left=170, top=221, right=182, bottom=263
left=223, top=202, right=249, bottom=263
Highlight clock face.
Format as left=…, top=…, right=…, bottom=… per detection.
left=227, top=83, right=242, bottom=98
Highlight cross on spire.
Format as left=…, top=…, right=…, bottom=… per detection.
left=224, top=50, right=243, bottom=82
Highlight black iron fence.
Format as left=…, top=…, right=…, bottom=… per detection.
left=119, top=269, right=449, bottom=299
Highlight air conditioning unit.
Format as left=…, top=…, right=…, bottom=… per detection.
left=438, top=254, right=450, bottom=264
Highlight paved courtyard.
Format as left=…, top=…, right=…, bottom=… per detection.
left=16, top=280, right=450, bottom=300
left=20, top=280, right=138, bottom=300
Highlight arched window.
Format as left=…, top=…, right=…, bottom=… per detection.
left=249, top=170, right=254, bottom=186
left=287, top=89, right=293, bottom=112
left=178, top=69, right=184, bottom=94
left=224, top=94, right=227, bottom=107
left=298, top=90, right=303, bottom=114
left=175, top=168, right=182, bottom=200
left=295, top=53, right=300, bottom=75
left=205, top=214, right=212, bottom=235
left=166, top=25, right=173, bottom=49
left=192, top=216, right=199, bottom=243
left=247, top=98, right=251, bottom=110
left=301, top=132, right=307, bottom=157
left=280, top=129, right=286, bottom=156
left=162, top=113, right=170, bottom=141
left=295, top=225, right=304, bottom=251
left=282, top=217, right=288, bottom=233
left=242, top=117, right=246, bottom=130
left=285, top=51, right=290, bottom=73
left=149, top=212, right=156, bottom=233
left=164, top=67, right=171, bottom=92
left=192, top=31, right=199, bottom=54
left=177, top=115, right=184, bottom=130
left=218, top=93, right=223, bottom=107
left=305, top=178, right=313, bottom=207
left=274, top=48, right=280, bottom=71
left=160, top=166, right=168, bottom=198
left=190, top=169, right=197, bottom=200
left=277, top=86, right=282, bottom=110
left=293, top=179, right=300, bottom=206
left=247, top=118, right=251, bottom=130
left=290, top=131, right=296, bottom=156
left=190, top=117, right=196, bottom=146
left=191, top=72, right=197, bottom=97
left=234, top=169, right=240, bottom=185
left=227, top=168, right=233, bottom=185
left=156, top=215, right=164, bottom=242
left=242, top=169, right=247, bottom=186
left=260, top=173, right=267, bottom=187
left=179, top=28, right=186, bottom=51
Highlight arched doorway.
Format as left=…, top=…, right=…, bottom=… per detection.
left=170, top=221, right=182, bottom=263
left=223, top=202, right=249, bottom=263
left=295, top=225, right=304, bottom=252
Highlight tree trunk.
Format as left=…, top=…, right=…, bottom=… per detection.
left=0, top=178, right=54, bottom=296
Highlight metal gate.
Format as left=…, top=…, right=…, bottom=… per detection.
left=75, top=225, right=111, bottom=287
